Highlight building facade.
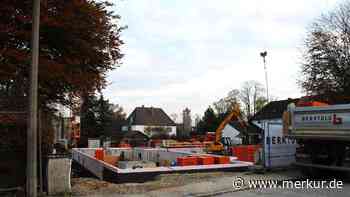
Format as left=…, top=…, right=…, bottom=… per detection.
left=123, top=106, right=176, bottom=137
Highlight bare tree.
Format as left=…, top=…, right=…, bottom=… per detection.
left=213, top=89, right=240, bottom=114
left=239, top=80, right=266, bottom=117
left=111, top=104, right=127, bottom=120
left=301, top=1, right=350, bottom=99
left=170, top=113, right=178, bottom=123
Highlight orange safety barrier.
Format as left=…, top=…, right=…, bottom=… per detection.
left=177, top=156, right=198, bottom=166
left=232, top=145, right=260, bottom=162
left=198, top=156, right=215, bottom=165
left=232, top=146, right=247, bottom=161
left=187, top=156, right=199, bottom=165
left=214, top=156, right=230, bottom=164
left=95, top=149, right=104, bottom=160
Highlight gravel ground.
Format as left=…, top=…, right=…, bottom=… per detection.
left=66, top=168, right=305, bottom=197
left=70, top=171, right=236, bottom=196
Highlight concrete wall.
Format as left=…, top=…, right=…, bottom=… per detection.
left=105, top=148, right=133, bottom=160
left=72, top=148, right=252, bottom=183
left=73, top=147, right=196, bottom=171
left=106, top=148, right=192, bottom=164
left=72, top=149, right=104, bottom=179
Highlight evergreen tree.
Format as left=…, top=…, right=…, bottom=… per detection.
left=197, top=106, right=220, bottom=134
left=96, top=95, right=114, bottom=137
left=80, top=93, right=125, bottom=146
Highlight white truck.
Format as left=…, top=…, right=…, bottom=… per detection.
left=284, top=103, right=350, bottom=173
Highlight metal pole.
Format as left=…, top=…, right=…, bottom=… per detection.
left=38, top=110, right=43, bottom=194
left=260, top=51, right=269, bottom=169
left=263, top=57, right=269, bottom=102
left=260, top=51, right=269, bottom=102
left=27, top=0, right=40, bottom=196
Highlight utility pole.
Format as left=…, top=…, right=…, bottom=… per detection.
left=260, top=51, right=269, bottom=169
left=260, top=51, right=269, bottom=102
left=27, top=0, right=40, bottom=196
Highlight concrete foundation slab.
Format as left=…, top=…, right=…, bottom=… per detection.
left=118, top=161, right=157, bottom=169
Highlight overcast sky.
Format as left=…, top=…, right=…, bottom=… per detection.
left=103, top=0, right=340, bottom=119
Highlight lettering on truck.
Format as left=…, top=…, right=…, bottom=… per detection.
left=301, top=114, right=342, bottom=125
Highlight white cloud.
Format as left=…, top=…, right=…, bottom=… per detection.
left=104, top=0, right=343, bottom=116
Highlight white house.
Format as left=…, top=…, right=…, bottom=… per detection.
left=222, top=122, right=242, bottom=146
left=122, top=106, right=176, bottom=137
left=250, top=98, right=299, bottom=168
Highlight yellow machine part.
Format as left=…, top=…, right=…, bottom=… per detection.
left=207, top=142, right=224, bottom=153
left=206, top=104, right=245, bottom=153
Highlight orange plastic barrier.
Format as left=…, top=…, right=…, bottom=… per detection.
left=214, top=156, right=230, bottom=164
left=95, top=149, right=104, bottom=160
left=232, top=146, right=247, bottom=161
left=198, top=156, right=215, bottom=165
left=177, top=156, right=198, bottom=166
left=232, top=145, right=260, bottom=162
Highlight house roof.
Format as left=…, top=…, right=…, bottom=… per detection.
left=127, top=106, right=176, bottom=126
left=250, top=98, right=299, bottom=121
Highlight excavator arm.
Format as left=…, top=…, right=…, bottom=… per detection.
left=208, top=104, right=245, bottom=153
left=214, top=104, right=242, bottom=143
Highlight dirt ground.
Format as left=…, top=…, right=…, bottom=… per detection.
left=67, top=168, right=305, bottom=197
left=70, top=171, right=236, bottom=196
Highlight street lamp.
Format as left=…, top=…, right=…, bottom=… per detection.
left=260, top=51, right=269, bottom=103
left=27, top=0, right=40, bottom=196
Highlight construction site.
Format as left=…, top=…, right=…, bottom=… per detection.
left=3, top=0, right=350, bottom=197
left=68, top=105, right=254, bottom=179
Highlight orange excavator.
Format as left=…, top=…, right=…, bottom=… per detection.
left=206, top=104, right=246, bottom=153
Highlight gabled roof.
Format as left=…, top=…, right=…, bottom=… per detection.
left=250, top=98, right=299, bottom=121
left=126, top=106, right=176, bottom=126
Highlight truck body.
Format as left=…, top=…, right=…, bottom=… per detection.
left=285, top=103, right=350, bottom=172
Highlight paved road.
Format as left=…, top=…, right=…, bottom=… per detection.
left=217, top=182, right=350, bottom=197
